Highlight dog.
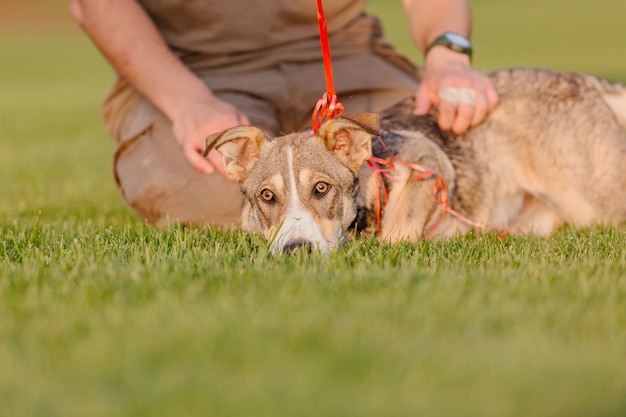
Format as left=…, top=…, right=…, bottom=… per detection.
left=204, top=68, right=626, bottom=254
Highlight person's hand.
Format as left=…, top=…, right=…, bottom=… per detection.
left=414, top=47, right=498, bottom=134
left=170, top=94, right=250, bottom=179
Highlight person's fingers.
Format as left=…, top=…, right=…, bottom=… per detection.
left=451, top=103, right=474, bottom=134
left=206, top=149, right=235, bottom=181
left=435, top=81, right=498, bottom=133
left=469, top=90, right=490, bottom=127
left=183, top=142, right=215, bottom=174
left=437, top=99, right=457, bottom=131
left=175, top=105, right=250, bottom=176
left=414, top=84, right=433, bottom=115
left=486, top=83, right=500, bottom=112
left=184, top=140, right=236, bottom=181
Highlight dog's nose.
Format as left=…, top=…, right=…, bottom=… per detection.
left=282, top=239, right=312, bottom=254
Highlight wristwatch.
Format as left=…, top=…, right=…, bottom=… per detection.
left=425, top=32, right=473, bottom=60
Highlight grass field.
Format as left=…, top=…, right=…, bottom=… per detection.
left=1, top=1, right=625, bottom=416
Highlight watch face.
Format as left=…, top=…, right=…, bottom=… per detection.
left=445, top=32, right=472, bottom=48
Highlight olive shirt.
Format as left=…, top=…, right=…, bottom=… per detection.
left=104, top=0, right=419, bottom=226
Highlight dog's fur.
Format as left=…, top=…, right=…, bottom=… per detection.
left=205, top=68, right=626, bottom=253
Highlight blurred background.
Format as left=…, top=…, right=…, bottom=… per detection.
left=1, top=0, right=625, bottom=222
left=370, top=0, right=626, bottom=81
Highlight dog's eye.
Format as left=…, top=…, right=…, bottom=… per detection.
left=260, top=189, right=274, bottom=202
left=314, top=182, right=330, bottom=195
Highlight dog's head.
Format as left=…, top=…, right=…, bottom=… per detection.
left=205, top=115, right=380, bottom=254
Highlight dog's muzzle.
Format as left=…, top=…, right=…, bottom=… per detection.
left=281, top=239, right=313, bottom=254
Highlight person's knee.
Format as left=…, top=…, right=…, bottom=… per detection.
left=115, top=143, right=243, bottom=226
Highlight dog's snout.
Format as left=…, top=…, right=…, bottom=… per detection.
left=282, top=239, right=312, bottom=254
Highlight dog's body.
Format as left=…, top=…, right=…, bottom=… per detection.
left=206, top=68, right=626, bottom=253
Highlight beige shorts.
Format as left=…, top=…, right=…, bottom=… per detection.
left=104, top=52, right=419, bottom=227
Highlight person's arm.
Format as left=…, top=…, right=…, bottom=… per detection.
left=401, top=0, right=498, bottom=134
left=70, top=0, right=248, bottom=175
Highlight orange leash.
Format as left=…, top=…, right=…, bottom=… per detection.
left=371, top=136, right=509, bottom=238
left=311, top=0, right=344, bottom=132
left=365, top=156, right=394, bottom=234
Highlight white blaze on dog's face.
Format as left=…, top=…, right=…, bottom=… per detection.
left=244, top=135, right=358, bottom=254
left=205, top=115, right=379, bottom=254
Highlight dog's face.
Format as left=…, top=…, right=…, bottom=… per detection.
left=205, top=115, right=379, bottom=254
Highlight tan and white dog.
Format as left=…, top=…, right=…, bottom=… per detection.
left=205, top=68, right=626, bottom=254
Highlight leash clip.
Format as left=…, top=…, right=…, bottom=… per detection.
left=312, top=93, right=345, bottom=132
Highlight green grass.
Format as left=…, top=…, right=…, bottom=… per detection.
left=3, top=222, right=626, bottom=417
left=1, top=1, right=626, bottom=416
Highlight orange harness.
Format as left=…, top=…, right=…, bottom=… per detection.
left=311, top=0, right=507, bottom=238
left=369, top=136, right=508, bottom=238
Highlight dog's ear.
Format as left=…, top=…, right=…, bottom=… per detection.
left=204, top=126, right=269, bottom=182
left=317, top=114, right=380, bottom=174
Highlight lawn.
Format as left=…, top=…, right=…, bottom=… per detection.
left=1, top=1, right=625, bottom=416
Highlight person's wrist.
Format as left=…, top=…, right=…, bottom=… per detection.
left=424, top=46, right=471, bottom=71
left=424, top=32, right=473, bottom=61
left=168, top=88, right=218, bottom=124
left=158, top=75, right=215, bottom=121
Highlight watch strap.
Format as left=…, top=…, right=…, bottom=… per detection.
left=425, top=32, right=473, bottom=60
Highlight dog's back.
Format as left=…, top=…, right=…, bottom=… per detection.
left=564, top=71, right=626, bottom=130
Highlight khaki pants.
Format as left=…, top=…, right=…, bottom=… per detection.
left=104, top=52, right=419, bottom=227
